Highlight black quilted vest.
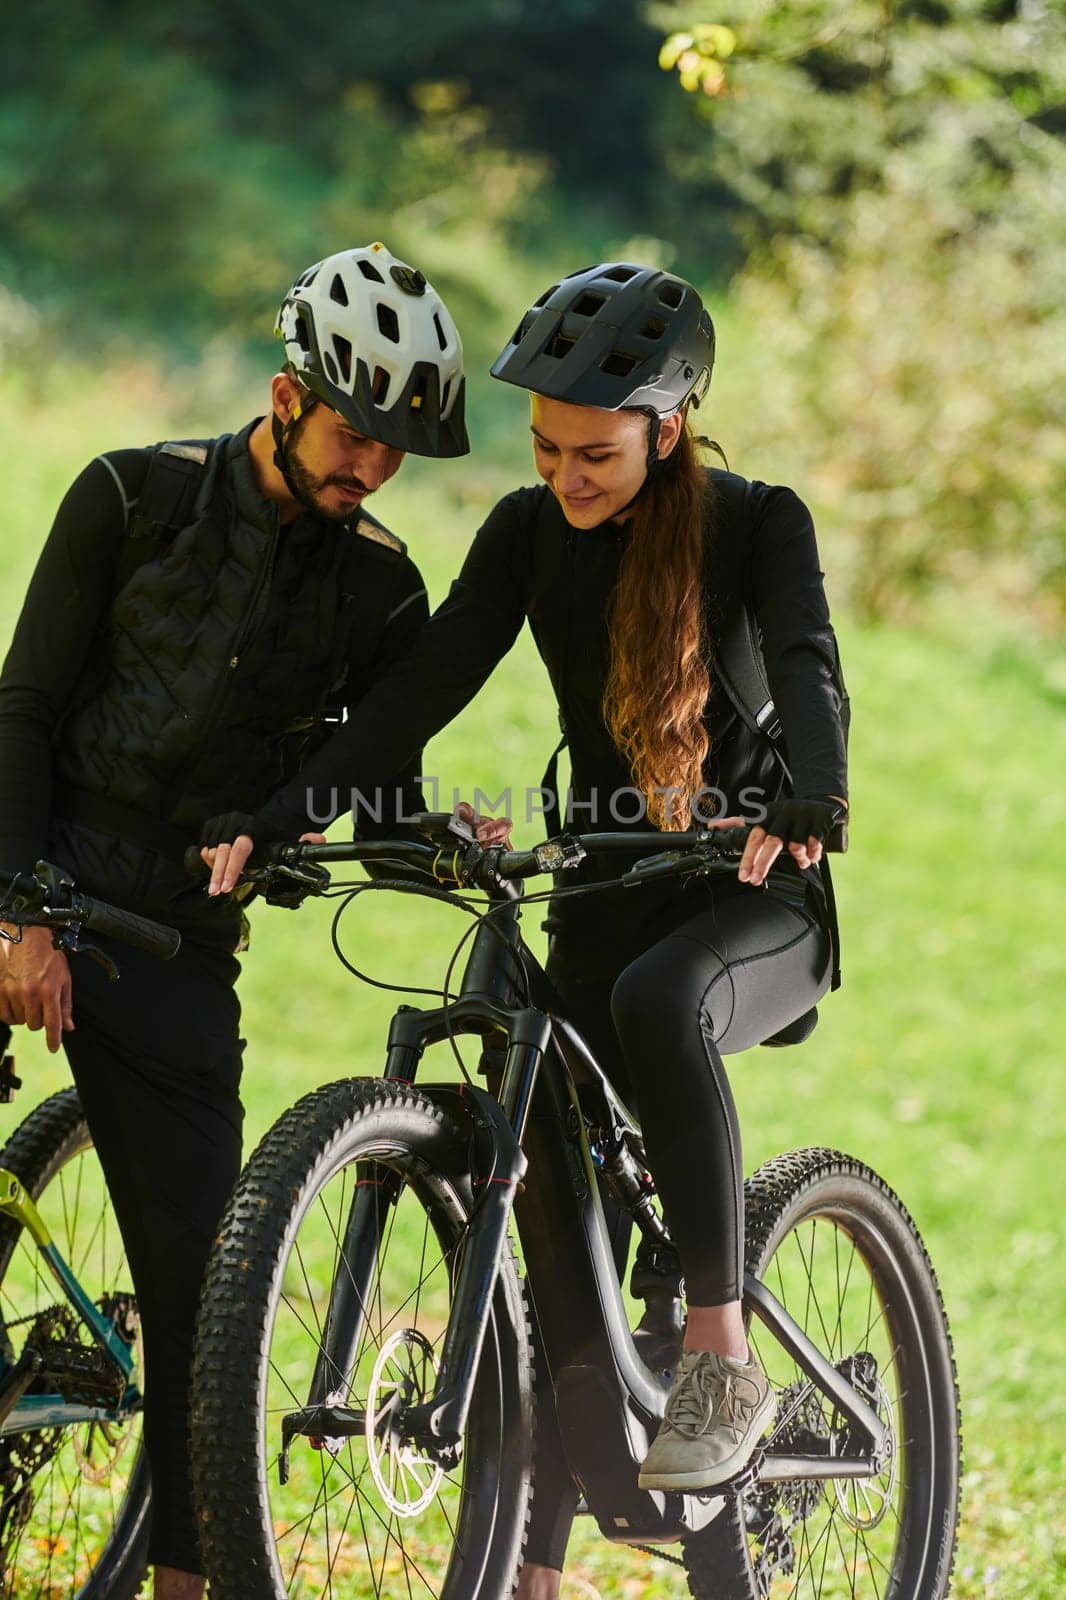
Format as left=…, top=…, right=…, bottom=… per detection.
left=50, top=425, right=411, bottom=942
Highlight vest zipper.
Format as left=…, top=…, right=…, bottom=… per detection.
left=158, top=521, right=280, bottom=822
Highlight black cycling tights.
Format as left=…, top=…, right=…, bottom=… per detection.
left=526, top=879, right=833, bottom=1570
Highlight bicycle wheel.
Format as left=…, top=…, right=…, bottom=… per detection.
left=191, top=1077, right=534, bottom=1600
left=0, top=1087, right=150, bottom=1600
left=684, top=1148, right=960, bottom=1600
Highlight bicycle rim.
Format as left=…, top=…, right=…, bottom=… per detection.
left=0, top=1088, right=148, bottom=1599
left=735, top=1151, right=959, bottom=1600
left=193, top=1080, right=532, bottom=1600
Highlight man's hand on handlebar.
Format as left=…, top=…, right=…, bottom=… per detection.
left=0, top=923, right=74, bottom=1053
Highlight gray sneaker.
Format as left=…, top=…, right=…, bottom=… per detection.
left=637, top=1349, right=776, bottom=1491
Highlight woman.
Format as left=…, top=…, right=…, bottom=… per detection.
left=229, top=261, right=850, bottom=1598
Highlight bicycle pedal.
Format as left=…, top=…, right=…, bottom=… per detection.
left=695, top=1447, right=765, bottom=1501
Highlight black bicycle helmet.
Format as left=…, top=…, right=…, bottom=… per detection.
left=490, top=262, right=715, bottom=417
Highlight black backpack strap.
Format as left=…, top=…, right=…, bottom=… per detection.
left=540, top=729, right=568, bottom=838
left=530, top=489, right=576, bottom=838
left=709, top=473, right=844, bottom=993
left=716, top=586, right=844, bottom=992
left=317, top=514, right=412, bottom=727
left=116, top=440, right=213, bottom=593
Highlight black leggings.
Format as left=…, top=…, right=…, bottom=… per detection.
left=526, top=880, right=833, bottom=1569
left=62, top=935, right=244, bottom=1575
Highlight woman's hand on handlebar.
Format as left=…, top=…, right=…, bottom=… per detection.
left=199, top=827, right=327, bottom=897
left=737, top=797, right=848, bottom=886
left=454, top=801, right=513, bottom=848
left=0, top=924, right=74, bottom=1053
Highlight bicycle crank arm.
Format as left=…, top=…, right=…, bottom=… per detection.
left=0, top=1344, right=45, bottom=1428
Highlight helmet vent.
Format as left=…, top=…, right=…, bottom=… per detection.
left=533, top=285, right=558, bottom=308
left=296, top=266, right=320, bottom=289
left=293, top=309, right=312, bottom=353
left=332, top=334, right=352, bottom=384
left=433, top=312, right=448, bottom=352
left=639, top=317, right=666, bottom=341
left=601, top=351, right=638, bottom=378
left=329, top=274, right=349, bottom=307
left=323, top=350, right=339, bottom=384
left=658, top=282, right=685, bottom=309
left=358, top=259, right=386, bottom=284
left=440, top=378, right=452, bottom=414
left=545, top=333, right=576, bottom=360
left=371, top=365, right=390, bottom=405
left=376, top=303, right=401, bottom=344
left=603, top=266, right=638, bottom=283
left=572, top=293, right=607, bottom=317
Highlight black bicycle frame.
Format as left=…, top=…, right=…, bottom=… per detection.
left=288, top=890, right=890, bottom=1546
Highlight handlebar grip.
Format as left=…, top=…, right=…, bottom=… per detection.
left=76, top=896, right=182, bottom=960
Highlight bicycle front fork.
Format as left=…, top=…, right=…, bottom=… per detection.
left=296, top=1000, right=549, bottom=1458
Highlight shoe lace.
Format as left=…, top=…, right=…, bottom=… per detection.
left=665, top=1356, right=764, bottom=1441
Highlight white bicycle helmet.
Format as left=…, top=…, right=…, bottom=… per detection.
left=275, top=243, right=468, bottom=458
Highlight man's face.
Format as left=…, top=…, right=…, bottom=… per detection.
left=284, top=398, right=405, bottom=522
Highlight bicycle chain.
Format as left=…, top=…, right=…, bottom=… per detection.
left=631, top=1457, right=766, bottom=1570
left=633, top=1543, right=686, bottom=1567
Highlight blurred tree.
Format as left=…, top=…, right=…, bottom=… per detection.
left=650, top=0, right=1066, bottom=624
left=651, top=0, right=1065, bottom=248
left=2, top=0, right=712, bottom=343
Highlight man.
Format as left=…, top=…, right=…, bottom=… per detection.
left=0, top=242, right=467, bottom=1598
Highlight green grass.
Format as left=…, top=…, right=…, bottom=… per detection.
left=2, top=360, right=1064, bottom=1596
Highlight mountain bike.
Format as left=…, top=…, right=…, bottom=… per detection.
left=0, top=862, right=181, bottom=1598
left=188, top=818, right=961, bottom=1600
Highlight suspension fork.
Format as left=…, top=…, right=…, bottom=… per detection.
left=304, top=998, right=550, bottom=1443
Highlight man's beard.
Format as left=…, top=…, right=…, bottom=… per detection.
left=284, top=427, right=368, bottom=523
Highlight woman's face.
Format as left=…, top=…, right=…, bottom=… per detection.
left=530, top=395, right=658, bottom=528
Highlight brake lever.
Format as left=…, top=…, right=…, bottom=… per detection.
left=252, top=858, right=333, bottom=910
left=620, top=850, right=711, bottom=886
left=51, top=926, right=120, bottom=982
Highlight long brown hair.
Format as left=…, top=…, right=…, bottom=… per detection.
left=603, top=421, right=712, bottom=830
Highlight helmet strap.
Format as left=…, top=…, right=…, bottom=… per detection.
left=644, top=413, right=662, bottom=470
left=271, top=398, right=320, bottom=512
left=613, top=411, right=664, bottom=517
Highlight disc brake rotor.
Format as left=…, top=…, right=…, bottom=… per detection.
left=830, top=1370, right=897, bottom=1530
left=364, top=1329, right=445, bottom=1517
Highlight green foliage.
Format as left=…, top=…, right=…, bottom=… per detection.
left=651, top=0, right=1064, bottom=246
left=652, top=0, right=1066, bottom=624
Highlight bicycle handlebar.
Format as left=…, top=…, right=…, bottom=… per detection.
left=0, top=863, right=181, bottom=961
left=185, top=816, right=842, bottom=908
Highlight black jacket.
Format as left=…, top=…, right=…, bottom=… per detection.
left=0, top=422, right=428, bottom=943
left=251, top=470, right=848, bottom=940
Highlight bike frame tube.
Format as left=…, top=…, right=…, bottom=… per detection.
left=4, top=1393, right=140, bottom=1434
left=0, top=1169, right=138, bottom=1383
left=745, top=1275, right=890, bottom=1455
